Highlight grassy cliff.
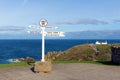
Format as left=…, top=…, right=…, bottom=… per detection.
left=45, top=44, right=120, bottom=61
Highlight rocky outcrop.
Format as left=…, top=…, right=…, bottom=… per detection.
left=18, top=57, right=35, bottom=63
left=25, top=57, right=35, bottom=63
left=45, top=44, right=116, bottom=61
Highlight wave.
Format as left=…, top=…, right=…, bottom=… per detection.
left=7, top=59, right=20, bottom=63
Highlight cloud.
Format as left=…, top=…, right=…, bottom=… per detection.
left=65, top=30, right=120, bottom=39
left=0, top=26, right=25, bottom=31
left=113, top=20, right=120, bottom=23
left=57, top=19, right=108, bottom=25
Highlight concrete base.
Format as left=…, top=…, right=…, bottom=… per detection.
left=34, top=61, right=52, bottom=73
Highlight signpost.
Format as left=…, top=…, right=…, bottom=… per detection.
left=28, top=19, right=65, bottom=73
left=28, top=19, right=65, bottom=62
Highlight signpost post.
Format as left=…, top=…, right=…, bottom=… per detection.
left=39, top=19, right=48, bottom=62
left=28, top=18, right=65, bottom=73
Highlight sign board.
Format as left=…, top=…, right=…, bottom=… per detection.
left=27, top=31, right=41, bottom=34
left=45, top=32, right=65, bottom=37
left=28, top=25, right=40, bottom=29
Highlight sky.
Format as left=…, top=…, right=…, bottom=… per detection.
left=0, top=0, right=120, bottom=39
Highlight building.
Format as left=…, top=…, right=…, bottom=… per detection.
left=95, top=41, right=107, bottom=45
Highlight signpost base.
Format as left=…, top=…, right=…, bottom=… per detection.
left=34, top=61, right=52, bottom=73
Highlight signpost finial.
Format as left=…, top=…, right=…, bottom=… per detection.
left=40, top=19, right=48, bottom=27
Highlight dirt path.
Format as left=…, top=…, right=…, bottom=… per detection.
left=0, top=63, right=120, bottom=80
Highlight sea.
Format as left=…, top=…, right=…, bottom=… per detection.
left=0, top=39, right=120, bottom=64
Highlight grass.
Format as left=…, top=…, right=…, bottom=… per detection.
left=46, top=44, right=113, bottom=61
left=0, top=60, right=120, bottom=69
left=52, top=60, right=120, bottom=66
left=0, top=62, right=30, bottom=68
left=47, top=44, right=96, bottom=61
left=52, top=60, right=80, bottom=64
left=52, top=60, right=101, bottom=64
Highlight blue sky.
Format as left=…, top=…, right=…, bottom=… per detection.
left=0, top=0, right=120, bottom=39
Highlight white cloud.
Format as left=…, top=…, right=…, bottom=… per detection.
left=57, top=19, right=108, bottom=25
left=0, top=26, right=25, bottom=31
left=114, top=20, right=120, bottom=23
left=0, top=26, right=26, bottom=35
left=66, top=30, right=120, bottom=39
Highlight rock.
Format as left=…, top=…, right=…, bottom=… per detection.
left=18, top=58, right=25, bottom=62
left=25, top=57, right=35, bottom=63
left=34, top=61, right=52, bottom=73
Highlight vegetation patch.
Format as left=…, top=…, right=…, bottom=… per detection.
left=52, top=60, right=120, bottom=66
left=45, top=44, right=120, bottom=62
left=0, top=62, right=31, bottom=69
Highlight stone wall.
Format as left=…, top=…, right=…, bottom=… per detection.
left=111, top=46, right=120, bottom=63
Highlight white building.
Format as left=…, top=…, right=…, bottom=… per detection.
left=95, top=41, right=107, bottom=45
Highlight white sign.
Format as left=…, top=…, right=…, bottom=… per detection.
left=28, top=25, right=40, bottom=29
left=27, top=31, right=41, bottom=34
left=45, top=32, right=65, bottom=37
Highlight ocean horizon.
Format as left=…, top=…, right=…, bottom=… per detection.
left=0, top=39, right=120, bottom=64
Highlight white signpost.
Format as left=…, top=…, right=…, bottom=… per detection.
left=28, top=19, right=65, bottom=62
left=40, top=19, right=47, bottom=62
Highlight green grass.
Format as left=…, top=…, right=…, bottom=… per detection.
left=52, top=60, right=102, bottom=64
left=0, top=62, right=30, bottom=68
left=52, top=60, right=120, bottom=66
left=52, top=60, right=80, bottom=64
left=0, top=60, right=120, bottom=69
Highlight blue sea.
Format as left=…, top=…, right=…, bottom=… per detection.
left=0, top=39, right=120, bottom=64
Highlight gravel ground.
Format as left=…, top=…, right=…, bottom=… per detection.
left=0, top=63, right=120, bottom=80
